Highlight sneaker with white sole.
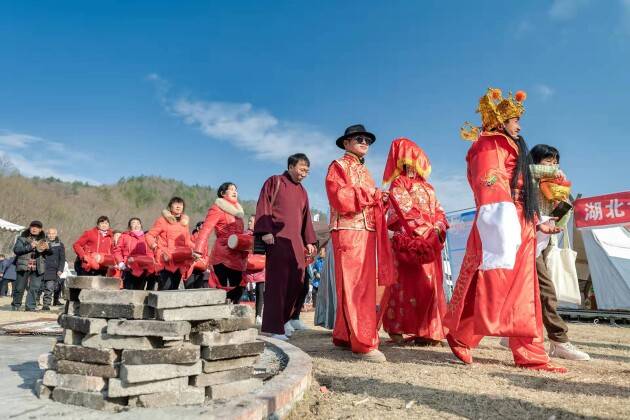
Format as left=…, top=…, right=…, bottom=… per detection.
left=284, top=321, right=295, bottom=337
left=255, top=315, right=262, bottom=326
left=271, top=334, right=289, bottom=341
left=548, top=341, right=590, bottom=361
left=289, top=319, right=309, bottom=331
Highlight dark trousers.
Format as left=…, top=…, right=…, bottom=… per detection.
left=185, top=270, right=208, bottom=289
left=291, top=273, right=310, bottom=321
left=123, top=272, right=149, bottom=290
left=12, top=271, right=43, bottom=310
left=41, top=278, right=58, bottom=307
left=0, top=279, right=13, bottom=296
left=537, top=244, right=569, bottom=343
left=255, top=282, right=265, bottom=317
left=158, top=269, right=182, bottom=291
left=53, top=278, right=64, bottom=303
left=213, top=264, right=243, bottom=304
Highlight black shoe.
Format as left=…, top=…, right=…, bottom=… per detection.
left=42, top=306, right=51, bottom=311
left=11, top=305, right=20, bottom=311
left=25, top=308, right=39, bottom=312
left=53, top=300, right=62, bottom=306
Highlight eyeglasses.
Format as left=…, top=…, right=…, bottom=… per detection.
left=352, top=136, right=371, bottom=145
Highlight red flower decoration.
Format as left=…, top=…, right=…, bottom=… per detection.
left=515, top=90, right=527, bottom=102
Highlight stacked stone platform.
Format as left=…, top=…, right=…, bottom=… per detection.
left=35, top=276, right=264, bottom=411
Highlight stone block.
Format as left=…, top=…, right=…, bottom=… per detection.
left=190, top=328, right=257, bottom=346
left=52, top=387, right=126, bottom=411
left=191, top=305, right=255, bottom=333
left=79, top=302, right=154, bottom=319
left=148, top=289, right=226, bottom=309
left=79, top=289, right=149, bottom=305
left=120, top=361, right=201, bottom=383
left=163, top=338, right=185, bottom=348
left=190, top=366, right=253, bottom=387
left=107, top=319, right=191, bottom=337
left=43, top=370, right=106, bottom=392
left=58, top=315, right=107, bottom=335
left=34, top=379, right=52, bottom=399
left=53, top=343, right=118, bottom=365
left=202, top=356, right=258, bottom=373
left=122, top=345, right=200, bottom=365
left=107, top=376, right=187, bottom=398
left=65, top=276, right=120, bottom=290
left=64, top=301, right=80, bottom=315
left=128, top=387, right=205, bottom=408
left=56, top=360, right=119, bottom=378
left=38, top=352, right=57, bottom=370
left=206, top=378, right=262, bottom=400
left=63, top=329, right=85, bottom=345
left=156, top=304, right=232, bottom=321
left=201, top=341, right=264, bottom=361
left=82, top=333, right=161, bottom=350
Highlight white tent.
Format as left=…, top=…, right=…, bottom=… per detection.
left=579, top=226, right=630, bottom=310
left=0, top=217, right=24, bottom=232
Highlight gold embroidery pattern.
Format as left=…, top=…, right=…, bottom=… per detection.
left=329, top=155, right=377, bottom=231
left=446, top=251, right=480, bottom=314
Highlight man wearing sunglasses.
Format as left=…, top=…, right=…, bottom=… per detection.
left=325, top=124, right=395, bottom=363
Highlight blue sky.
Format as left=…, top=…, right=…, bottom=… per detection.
left=1, top=0, right=629, bottom=213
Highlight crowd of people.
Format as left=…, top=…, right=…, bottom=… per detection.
left=1, top=86, right=588, bottom=373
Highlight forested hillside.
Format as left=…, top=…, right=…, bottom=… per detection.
left=0, top=174, right=321, bottom=260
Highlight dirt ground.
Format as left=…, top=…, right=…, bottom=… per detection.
left=288, top=312, right=630, bottom=420
left=1, top=297, right=628, bottom=419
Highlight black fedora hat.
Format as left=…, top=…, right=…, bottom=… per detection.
left=336, top=124, right=376, bottom=149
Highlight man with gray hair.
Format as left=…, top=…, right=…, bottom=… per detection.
left=41, top=228, right=66, bottom=310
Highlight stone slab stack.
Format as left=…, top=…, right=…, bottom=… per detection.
left=36, top=276, right=264, bottom=411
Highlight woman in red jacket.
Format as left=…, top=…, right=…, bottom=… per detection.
left=146, top=197, right=194, bottom=290
left=187, top=221, right=210, bottom=289
left=193, top=182, right=248, bottom=303
left=73, top=216, right=115, bottom=276
left=114, top=218, right=156, bottom=290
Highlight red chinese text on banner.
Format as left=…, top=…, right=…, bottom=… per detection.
left=573, top=191, right=630, bottom=229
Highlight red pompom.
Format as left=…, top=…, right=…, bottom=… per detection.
left=515, top=90, right=527, bottom=102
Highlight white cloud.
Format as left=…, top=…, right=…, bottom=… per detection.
left=621, top=0, right=630, bottom=34
left=148, top=74, right=338, bottom=166
left=534, top=84, right=555, bottom=101
left=0, top=130, right=100, bottom=184
left=549, top=0, right=590, bottom=20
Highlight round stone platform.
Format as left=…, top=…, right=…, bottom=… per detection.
left=0, top=333, right=311, bottom=419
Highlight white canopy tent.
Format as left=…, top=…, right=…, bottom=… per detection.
left=578, top=225, right=630, bottom=310
left=0, top=217, right=24, bottom=232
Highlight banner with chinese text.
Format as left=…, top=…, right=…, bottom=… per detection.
left=573, top=191, right=630, bottom=229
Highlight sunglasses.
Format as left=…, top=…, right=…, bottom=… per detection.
left=352, top=135, right=372, bottom=145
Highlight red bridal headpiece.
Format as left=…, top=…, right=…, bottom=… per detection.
left=383, top=137, right=432, bottom=185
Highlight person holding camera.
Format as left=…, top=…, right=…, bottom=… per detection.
left=12, top=221, right=48, bottom=311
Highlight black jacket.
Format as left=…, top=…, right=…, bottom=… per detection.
left=13, top=230, right=47, bottom=274
left=44, top=238, right=66, bottom=280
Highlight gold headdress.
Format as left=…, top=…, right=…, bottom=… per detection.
left=460, top=88, right=527, bottom=141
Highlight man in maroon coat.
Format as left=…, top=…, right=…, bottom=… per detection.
left=255, top=153, right=317, bottom=340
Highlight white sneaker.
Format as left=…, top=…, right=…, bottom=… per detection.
left=499, top=337, right=509, bottom=348
left=284, top=321, right=294, bottom=337
left=290, top=319, right=309, bottom=331
left=255, top=315, right=262, bottom=326
left=548, top=341, right=590, bottom=361
left=271, top=334, right=289, bottom=341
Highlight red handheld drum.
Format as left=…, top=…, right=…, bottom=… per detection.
left=246, top=254, right=266, bottom=271
left=128, top=255, right=156, bottom=274
left=171, top=247, right=193, bottom=264
left=93, top=253, right=115, bottom=268
left=227, top=234, right=254, bottom=251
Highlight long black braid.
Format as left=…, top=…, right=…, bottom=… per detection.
left=511, top=135, right=539, bottom=222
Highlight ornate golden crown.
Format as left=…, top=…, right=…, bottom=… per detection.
left=460, top=88, right=526, bottom=141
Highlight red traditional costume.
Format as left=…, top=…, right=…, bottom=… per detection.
left=444, top=88, right=565, bottom=372
left=382, top=138, right=449, bottom=343
left=326, top=151, right=394, bottom=354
